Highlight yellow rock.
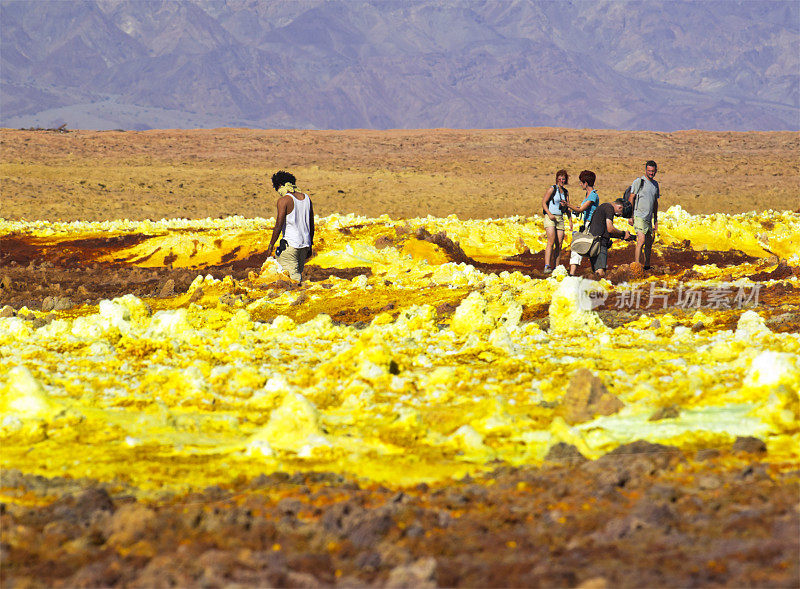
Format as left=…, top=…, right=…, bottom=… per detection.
left=451, top=291, right=493, bottom=334
left=1, top=211, right=798, bottom=492
left=253, top=392, right=327, bottom=453
left=0, top=366, right=61, bottom=420
left=401, top=238, right=450, bottom=265
left=548, top=277, right=606, bottom=334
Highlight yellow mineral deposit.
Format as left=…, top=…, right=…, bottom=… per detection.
left=1, top=206, right=798, bottom=495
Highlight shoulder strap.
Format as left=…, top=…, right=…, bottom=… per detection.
left=630, top=178, right=645, bottom=210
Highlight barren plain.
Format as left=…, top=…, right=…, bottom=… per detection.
left=2, top=127, right=799, bottom=221
left=1, top=128, right=799, bottom=588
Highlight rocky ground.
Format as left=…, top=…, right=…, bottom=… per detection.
left=2, top=230, right=798, bottom=326
left=2, top=229, right=800, bottom=587
left=3, top=440, right=798, bottom=589
left=2, top=127, right=799, bottom=587
left=2, top=128, right=799, bottom=221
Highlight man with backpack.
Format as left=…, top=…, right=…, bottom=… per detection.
left=627, top=160, right=660, bottom=269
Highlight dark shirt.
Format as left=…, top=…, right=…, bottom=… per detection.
left=589, top=202, right=616, bottom=239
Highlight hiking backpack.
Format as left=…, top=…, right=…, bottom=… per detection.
left=621, top=177, right=644, bottom=218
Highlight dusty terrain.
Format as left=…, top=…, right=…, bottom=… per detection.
left=3, top=444, right=797, bottom=588
left=1, top=128, right=799, bottom=589
left=2, top=127, right=799, bottom=221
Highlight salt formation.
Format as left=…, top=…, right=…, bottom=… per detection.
left=548, top=276, right=607, bottom=333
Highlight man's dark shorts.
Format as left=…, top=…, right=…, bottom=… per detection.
left=590, top=237, right=611, bottom=272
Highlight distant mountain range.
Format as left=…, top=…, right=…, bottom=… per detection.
left=1, top=0, right=798, bottom=131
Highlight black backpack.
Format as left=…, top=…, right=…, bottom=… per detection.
left=621, top=178, right=644, bottom=218
left=543, top=184, right=568, bottom=215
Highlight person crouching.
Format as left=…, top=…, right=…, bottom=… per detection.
left=570, top=195, right=634, bottom=279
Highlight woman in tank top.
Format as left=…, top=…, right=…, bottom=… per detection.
left=541, top=169, right=573, bottom=274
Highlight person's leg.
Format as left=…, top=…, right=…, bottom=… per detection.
left=643, top=229, right=654, bottom=268
left=296, top=247, right=311, bottom=283
left=591, top=240, right=609, bottom=278
left=569, top=241, right=582, bottom=276
left=275, top=246, right=290, bottom=278
left=633, top=217, right=649, bottom=265
left=544, top=224, right=556, bottom=270
left=275, top=239, right=290, bottom=278
left=277, top=245, right=302, bottom=282
left=554, top=228, right=565, bottom=267
left=634, top=232, right=645, bottom=265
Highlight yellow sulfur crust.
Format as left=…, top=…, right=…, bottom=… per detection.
left=1, top=207, right=798, bottom=494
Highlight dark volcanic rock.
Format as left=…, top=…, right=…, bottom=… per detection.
left=2, top=462, right=799, bottom=589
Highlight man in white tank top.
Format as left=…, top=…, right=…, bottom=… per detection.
left=265, top=171, right=315, bottom=283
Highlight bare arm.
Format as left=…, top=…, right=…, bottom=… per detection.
left=266, top=195, right=292, bottom=256
left=569, top=199, right=591, bottom=213
left=564, top=197, right=573, bottom=226
left=606, top=218, right=630, bottom=240
left=628, top=182, right=638, bottom=226
left=653, top=198, right=658, bottom=232
left=309, top=200, right=315, bottom=252
left=630, top=179, right=643, bottom=209
left=542, top=187, right=556, bottom=220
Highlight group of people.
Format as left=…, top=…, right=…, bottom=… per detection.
left=542, top=161, right=660, bottom=278
left=263, top=161, right=660, bottom=285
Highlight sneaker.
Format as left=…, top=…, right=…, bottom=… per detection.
left=543, top=266, right=552, bottom=274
